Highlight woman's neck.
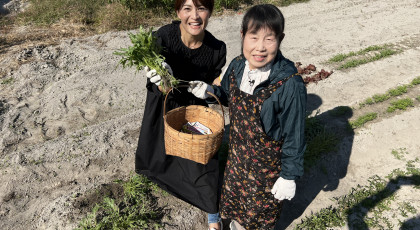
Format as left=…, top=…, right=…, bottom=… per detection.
left=179, top=25, right=204, bottom=49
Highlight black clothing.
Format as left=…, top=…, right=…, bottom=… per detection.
left=135, top=21, right=226, bottom=213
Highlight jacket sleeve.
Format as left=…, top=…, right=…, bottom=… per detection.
left=208, top=60, right=233, bottom=106
left=274, top=78, right=307, bottom=180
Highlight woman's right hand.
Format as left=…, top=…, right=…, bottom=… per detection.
left=145, top=68, right=162, bottom=86
left=145, top=62, right=173, bottom=93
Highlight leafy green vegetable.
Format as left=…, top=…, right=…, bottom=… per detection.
left=114, top=26, right=178, bottom=91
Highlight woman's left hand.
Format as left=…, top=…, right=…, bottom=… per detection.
left=188, top=81, right=214, bottom=99
left=271, top=177, right=296, bottom=201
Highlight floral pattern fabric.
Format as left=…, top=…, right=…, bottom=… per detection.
left=219, top=69, right=296, bottom=230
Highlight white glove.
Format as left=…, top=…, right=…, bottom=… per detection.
left=144, top=62, right=173, bottom=86
left=271, top=177, right=296, bottom=201
left=188, top=80, right=214, bottom=99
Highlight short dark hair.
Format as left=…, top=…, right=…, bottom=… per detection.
left=241, top=4, right=285, bottom=42
left=175, top=0, right=214, bottom=14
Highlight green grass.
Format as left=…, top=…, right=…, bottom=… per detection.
left=328, top=45, right=397, bottom=70
left=339, top=49, right=396, bottom=69
left=350, top=112, right=377, bottom=129
left=76, top=174, right=165, bottom=230
left=296, top=163, right=420, bottom=230
left=372, top=93, right=391, bottom=103
left=359, top=83, right=416, bottom=108
left=391, top=148, right=408, bottom=160
left=359, top=97, right=375, bottom=107
left=387, top=98, right=414, bottom=113
left=304, top=116, right=339, bottom=170
left=388, top=85, right=408, bottom=97
left=1, top=77, right=14, bottom=85
left=329, top=45, right=385, bottom=63
left=411, top=76, right=420, bottom=85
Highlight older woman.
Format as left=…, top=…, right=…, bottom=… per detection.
left=134, top=0, right=226, bottom=229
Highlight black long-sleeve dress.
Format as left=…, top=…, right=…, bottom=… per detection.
left=135, top=21, right=226, bottom=213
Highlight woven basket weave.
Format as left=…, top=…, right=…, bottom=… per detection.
left=163, top=89, right=225, bottom=164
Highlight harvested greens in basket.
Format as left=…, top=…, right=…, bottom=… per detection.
left=114, top=26, right=178, bottom=91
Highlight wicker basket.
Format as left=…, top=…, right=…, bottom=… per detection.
left=163, top=89, right=225, bottom=164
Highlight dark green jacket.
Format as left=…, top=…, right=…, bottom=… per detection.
left=212, top=52, right=307, bottom=180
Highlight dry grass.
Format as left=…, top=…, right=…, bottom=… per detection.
left=0, top=0, right=308, bottom=77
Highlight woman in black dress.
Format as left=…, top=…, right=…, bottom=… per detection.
left=134, top=0, right=226, bottom=229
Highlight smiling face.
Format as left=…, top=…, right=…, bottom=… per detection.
left=177, top=0, right=211, bottom=37
left=242, top=25, right=281, bottom=70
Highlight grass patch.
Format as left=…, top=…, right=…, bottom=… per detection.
left=1, top=77, right=14, bottom=85
left=18, top=0, right=106, bottom=26
left=359, top=82, right=417, bottom=108
left=304, top=116, right=339, bottom=170
left=328, top=45, right=397, bottom=70
left=9, top=0, right=309, bottom=33
left=372, top=93, right=391, bottom=103
left=296, top=161, right=420, bottom=230
left=295, top=175, right=388, bottom=229
left=359, top=97, right=375, bottom=108
left=386, top=98, right=414, bottom=113
left=391, top=148, right=408, bottom=160
left=350, top=112, right=377, bottom=129
left=339, top=49, right=396, bottom=69
left=416, top=95, right=420, bottom=102
left=388, top=85, right=408, bottom=97
left=76, top=174, right=165, bottom=230
left=15, top=0, right=174, bottom=32
left=329, top=45, right=385, bottom=63
left=411, top=76, right=420, bottom=86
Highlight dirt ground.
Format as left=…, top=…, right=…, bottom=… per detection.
left=1, top=0, right=420, bottom=229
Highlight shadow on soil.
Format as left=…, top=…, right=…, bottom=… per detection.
left=276, top=93, right=355, bottom=229
left=347, top=175, right=420, bottom=230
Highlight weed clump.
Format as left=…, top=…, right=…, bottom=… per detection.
left=350, top=112, right=377, bottom=129
left=76, top=174, right=165, bottom=230
left=411, top=76, right=420, bottom=85
left=328, top=44, right=397, bottom=70
left=386, top=98, right=414, bottom=113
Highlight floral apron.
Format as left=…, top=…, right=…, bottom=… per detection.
left=220, top=70, right=296, bottom=230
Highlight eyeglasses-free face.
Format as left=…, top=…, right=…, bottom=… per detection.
left=177, top=0, right=211, bottom=37
left=242, top=26, right=280, bottom=70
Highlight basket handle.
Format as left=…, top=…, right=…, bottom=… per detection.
left=163, top=85, right=225, bottom=127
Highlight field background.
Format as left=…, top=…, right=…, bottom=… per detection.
left=1, top=0, right=419, bottom=229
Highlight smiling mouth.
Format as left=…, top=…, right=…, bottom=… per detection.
left=189, top=22, right=202, bottom=27
left=253, top=55, right=266, bottom=61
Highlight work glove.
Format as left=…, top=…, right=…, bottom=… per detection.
left=144, top=62, right=173, bottom=86
left=188, top=80, right=214, bottom=99
left=271, top=177, right=296, bottom=201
